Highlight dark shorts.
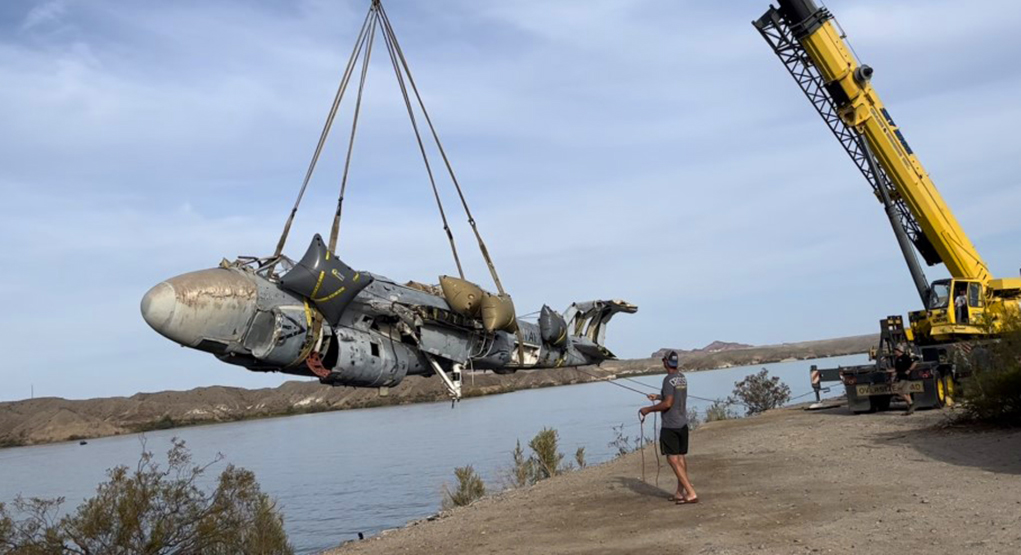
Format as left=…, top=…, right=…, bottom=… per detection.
left=660, top=426, right=689, bottom=456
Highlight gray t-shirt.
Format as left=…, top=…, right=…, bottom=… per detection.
left=661, top=372, right=688, bottom=429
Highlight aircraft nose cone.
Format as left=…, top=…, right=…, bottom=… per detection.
left=140, top=268, right=258, bottom=352
left=141, top=282, right=177, bottom=334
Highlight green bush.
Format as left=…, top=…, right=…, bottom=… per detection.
left=705, top=399, right=738, bottom=422
left=506, top=428, right=574, bottom=487
left=730, top=368, right=791, bottom=416
left=132, top=414, right=177, bottom=433
left=442, top=466, right=486, bottom=509
left=574, top=447, right=586, bottom=469
left=961, top=322, right=1021, bottom=426
left=509, top=440, right=531, bottom=488
left=152, top=414, right=176, bottom=430
left=0, top=438, right=292, bottom=554
left=0, top=436, right=26, bottom=449
left=528, top=428, right=565, bottom=481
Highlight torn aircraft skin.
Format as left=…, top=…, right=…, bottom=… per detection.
left=141, top=234, right=636, bottom=400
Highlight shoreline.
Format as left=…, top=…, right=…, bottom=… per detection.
left=0, top=335, right=875, bottom=449
left=324, top=404, right=1021, bottom=555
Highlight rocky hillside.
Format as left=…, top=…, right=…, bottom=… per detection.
left=632, top=333, right=876, bottom=374
left=0, top=367, right=608, bottom=448
left=651, top=340, right=753, bottom=359
left=0, top=334, right=877, bottom=449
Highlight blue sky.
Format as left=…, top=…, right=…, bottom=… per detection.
left=1, top=0, right=1020, bottom=401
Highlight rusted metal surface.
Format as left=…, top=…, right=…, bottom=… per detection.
left=305, top=352, right=331, bottom=379
left=170, top=269, right=257, bottom=309
left=141, top=268, right=258, bottom=349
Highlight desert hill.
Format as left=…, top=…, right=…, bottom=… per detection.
left=0, top=334, right=876, bottom=448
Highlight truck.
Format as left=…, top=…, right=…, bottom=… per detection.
left=753, top=0, right=1020, bottom=413
left=807, top=316, right=968, bottom=413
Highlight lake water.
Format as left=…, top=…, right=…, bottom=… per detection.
left=0, top=354, right=865, bottom=554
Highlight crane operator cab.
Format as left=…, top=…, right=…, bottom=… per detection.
left=910, top=279, right=987, bottom=343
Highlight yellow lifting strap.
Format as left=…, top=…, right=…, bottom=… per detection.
left=374, top=1, right=524, bottom=360
left=272, top=0, right=524, bottom=362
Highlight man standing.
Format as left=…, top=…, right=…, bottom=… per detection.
left=891, top=345, right=918, bottom=415
left=640, top=351, right=698, bottom=505
left=954, top=288, right=969, bottom=324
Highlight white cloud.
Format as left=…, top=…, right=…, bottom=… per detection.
left=1, top=0, right=1020, bottom=400
left=21, top=0, right=68, bottom=31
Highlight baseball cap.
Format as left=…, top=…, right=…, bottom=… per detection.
left=662, top=350, right=679, bottom=369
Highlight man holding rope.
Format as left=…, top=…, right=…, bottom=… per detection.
left=640, top=351, right=699, bottom=505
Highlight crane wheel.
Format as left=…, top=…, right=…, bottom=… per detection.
left=943, top=374, right=956, bottom=407
left=934, top=371, right=946, bottom=408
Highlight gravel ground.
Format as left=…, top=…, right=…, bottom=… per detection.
left=325, top=404, right=1021, bottom=555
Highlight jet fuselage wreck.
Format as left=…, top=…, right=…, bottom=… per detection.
left=141, top=235, right=636, bottom=399
left=140, top=1, right=636, bottom=399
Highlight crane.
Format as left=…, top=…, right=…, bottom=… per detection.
left=754, top=0, right=1021, bottom=346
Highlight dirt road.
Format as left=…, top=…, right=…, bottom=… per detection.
left=327, top=406, right=1020, bottom=555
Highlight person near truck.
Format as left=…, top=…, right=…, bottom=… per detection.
left=639, top=351, right=699, bottom=505
left=891, top=345, right=918, bottom=415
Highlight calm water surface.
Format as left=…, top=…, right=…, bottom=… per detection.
left=0, top=354, right=865, bottom=554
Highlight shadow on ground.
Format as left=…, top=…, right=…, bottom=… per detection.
left=873, top=420, right=1021, bottom=475
left=613, top=476, right=671, bottom=499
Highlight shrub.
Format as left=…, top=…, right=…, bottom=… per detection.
left=961, top=321, right=1021, bottom=426
left=574, top=447, right=586, bottom=469
left=730, top=368, right=791, bottom=416
left=505, top=428, right=575, bottom=487
left=152, top=414, right=176, bottom=430
left=686, top=408, right=702, bottom=431
left=132, top=414, right=177, bottom=433
left=0, top=497, right=64, bottom=553
left=0, top=436, right=26, bottom=449
left=608, top=423, right=646, bottom=458
left=442, top=466, right=486, bottom=509
left=0, top=438, right=292, bottom=554
left=528, top=428, right=565, bottom=481
left=509, top=440, right=531, bottom=488
left=705, top=399, right=738, bottom=422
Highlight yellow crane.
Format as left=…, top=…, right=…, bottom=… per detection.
left=755, top=0, right=1021, bottom=346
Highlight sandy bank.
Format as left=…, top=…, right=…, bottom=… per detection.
left=327, top=405, right=1020, bottom=555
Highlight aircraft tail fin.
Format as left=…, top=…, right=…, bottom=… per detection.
left=563, top=300, right=637, bottom=354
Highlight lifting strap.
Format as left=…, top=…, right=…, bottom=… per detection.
left=271, top=0, right=524, bottom=361
left=376, top=2, right=526, bottom=363
left=377, top=1, right=526, bottom=359
left=329, top=10, right=378, bottom=253
left=273, top=9, right=374, bottom=259
left=376, top=3, right=504, bottom=293
left=376, top=3, right=465, bottom=279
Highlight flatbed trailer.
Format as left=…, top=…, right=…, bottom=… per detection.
left=809, top=317, right=977, bottom=414
left=813, top=360, right=941, bottom=414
